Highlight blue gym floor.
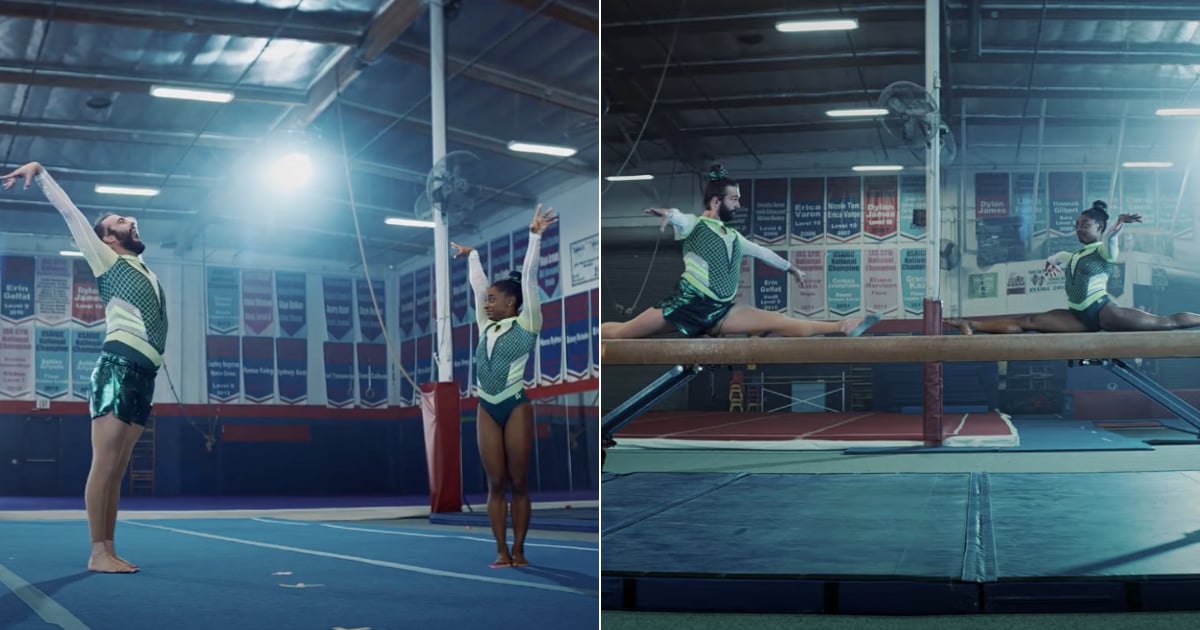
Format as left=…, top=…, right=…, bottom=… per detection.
left=0, top=517, right=598, bottom=629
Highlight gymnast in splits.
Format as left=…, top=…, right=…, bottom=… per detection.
left=947, top=200, right=1200, bottom=334
left=3, top=161, right=166, bottom=574
left=452, top=203, right=556, bottom=568
left=602, top=164, right=879, bottom=340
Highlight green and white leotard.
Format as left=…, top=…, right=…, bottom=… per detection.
left=35, top=170, right=168, bottom=370
left=1047, top=220, right=1124, bottom=313
left=665, top=209, right=792, bottom=302
left=469, top=231, right=541, bottom=419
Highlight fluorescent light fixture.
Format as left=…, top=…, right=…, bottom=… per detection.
left=150, top=86, right=235, bottom=103
left=1155, top=107, right=1200, bottom=117
left=826, top=108, right=889, bottom=118
left=776, top=19, right=858, bottom=33
left=605, top=174, right=654, bottom=182
left=385, top=217, right=436, bottom=228
left=59, top=250, right=83, bottom=257
left=95, top=184, right=160, bottom=196
left=852, top=165, right=904, bottom=172
left=507, top=141, right=577, bottom=158
left=1122, top=161, right=1173, bottom=168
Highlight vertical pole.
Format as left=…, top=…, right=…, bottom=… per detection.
left=431, top=0, right=452, bottom=381
left=923, top=0, right=944, bottom=446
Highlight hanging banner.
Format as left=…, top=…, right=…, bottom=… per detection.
left=356, top=278, right=385, bottom=343
left=751, top=178, right=788, bottom=245
left=275, top=337, right=307, bottom=404
left=789, top=249, right=825, bottom=318
left=205, top=266, right=240, bottom=336
left=489, top=234, right=512, bottom=283
left=0, top=326, right=33, bottom=399
left=564, top=293, right=590, bottom=382
left=275, top=271, right=307, bottom=338
left=975, top=173, right=1011, bottom=219
left=34, top=327, right=69, bottom=400
left=71, top=260, right=104, bottom=327
left=1048, top=172, right=1083, bottom=255
left=241, top=336, right=275, bottom=404
left=862, top=176, right=899, bottom=242
left=322, top=277, right=354, bottom=342
left=2, top=256, right=35, bottom=325
left=899, top=175, right=927, bottom=241
left=864, top=248, right=899, bottom=317
left=753, top=252, right=789, bottom=314
left=205, top=335, right=240, bottom=403
left=70, top=329, right=103, bottom=401
left=538, top=299, right=564, bottom=386
left=825, top=177, right=863, bottom=243
left=1121, top=170, right=1157, bottom=229
left=323, top=342, right=355, bottom=408
left=356, top=343, right=388, bottom=408
left=789, top=177, right=825, bottom=245
left=900, top=248, right=926, bottom=317
left=537, top=220, right=561, bottom=302
left=35, top=258, right=71, bottom=327
left=826, top=249, right=862, bottom=316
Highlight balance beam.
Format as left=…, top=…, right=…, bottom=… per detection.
left=601, top=330, right=1200, bottom=366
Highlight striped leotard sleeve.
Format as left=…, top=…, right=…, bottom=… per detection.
left=35, top=169, right=119, bottom=277
left=467, top=249, right=489, bottom=331
left=516, top=231, right=542, bottom=333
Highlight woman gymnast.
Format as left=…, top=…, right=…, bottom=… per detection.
left=601, top=164, right=879, bottom=340
left=452, top=203, right=556, bottom=568
left=946, top=200, right=1200, bottom=334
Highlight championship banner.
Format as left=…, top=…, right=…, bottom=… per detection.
left=1121, top=170, right=1156, bottom=230
left=900, top=248, right=926, bottom=317
left=398, top=271, right=415, bottom=338
left=35, top=258, right=70, bottom=327
left=734, top=258, right=754, bottom=307
left=537, top=220, right=561, bottom=302
left=789, top=249, right=825, bottom=318
left=242, top=269, right=274, bottom=337
left=1084, top=171, right=1111, bottom=211
left=2, top=256, right=35, bottom=325
left=589, top=288, right=599, bottom=378
left=205, top=266, right=240, bottom=336
left=322, top=277, right=354, bottom=342
left=538, top=299, right=564, bottom=386
left=753, top=252, right=789, bottom=313
left=356, top=343, right=388, bottom=408
left=70, top=329, right=103, bottom=401
left=1, top=326, right=33, bottom=399
left=826, top=249, right=862, bottom=317
left=1011, top=173, right=1038, bottom=245
left=413, top=267, right=432, bottom=337
left=241, top=336, right=275, bottom=404
left=751, top=178, right=788, bottom=245
left=826, top=176, right=863, bottom=243
left=34, top=328, right=69, bottom=400
left=275, top=338, right=307, bottom=404
left=512, top=228, right=529, bottom=278
left=564, top=293, right=590, bottom=382
left=899, top=175, right=927, bottom=241
left=275, top=271, right=307, bottom=338
left=1030, top=172, right=1049, bottom=237
left=71, top=260, right=103, bottom=327
left=451, top=252, right=470, bottom=327
left=489, top=234, right=512, bottom=283
left=863, top=176, right=899, bottom=242
left=399, top=338, right=416, bottom=405
left=452, top=324, right=472, bottom=398
left=1108, top=262, right=1126, bottom=298
left=864, top=248, right=899, bottom=317
left=356, top=278, right=385, bottom=343
left=1048, top=172, right=1083, bottom=254
left=415, top=335, right=433, bottom=387
left=323, top=342, right=355, bottom=408
left=975, top=173, right=1010, bottom=219
left=205, top=335, right=240, bottom=403
left=789, top=177, right=825, bottom=245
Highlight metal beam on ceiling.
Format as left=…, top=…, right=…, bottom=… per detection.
left=0, top=0, right=364, bottom=45
left=499, top=0, right=598, bottom=33
left=387, top=40, right=597, bottom=116
left=274, top=0, right=424, bottom=130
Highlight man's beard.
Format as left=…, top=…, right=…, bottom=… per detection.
left=122, top=232, right=145, bottom=255
left=718, top=206, right=735, bottom=222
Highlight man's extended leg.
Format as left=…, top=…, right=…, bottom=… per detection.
left=106, top=421, right=144, bottom=569
left=716, top=305, right=868, bottom=337
left=85, top=413, right=137, bottom=573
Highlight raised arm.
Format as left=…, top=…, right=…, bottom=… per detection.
left=516, top=232, right=542, bottom=333
left=2, top=163, right=117, bottom=276
left=645, top=207, right=698, bottom=240
left=466, top=248, right=489, bottom=331
left=1099, top=213, right=1139, bottom=262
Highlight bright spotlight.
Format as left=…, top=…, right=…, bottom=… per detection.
left=267, top=152, right=313, bottom=190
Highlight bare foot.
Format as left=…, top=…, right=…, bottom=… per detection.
left=944, top=318, right=974, bottom=336
left=105, top=542, right=137, bottom=570
left=511, top=550, right=529, bottom=567
left=88, top=553, right=138, bottom=573
left=839, top=317, right=864, bottom=335
left=490, top=550, right=513, bottom=568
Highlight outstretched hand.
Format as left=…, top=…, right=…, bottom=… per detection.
left=0, top=162, right=42, bottom=190
left=1044, top=259, right=1064, bottom=278
left=789, top=267, right=807, bottom=288
left=450, top=242, right=473, bottom=258
left=1118, top=213, right=1142, bottom=225
left=644, top=207, right=675, bottom=231
left=530, top=203, right=557, bottom=235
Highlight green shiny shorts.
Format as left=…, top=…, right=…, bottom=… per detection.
left=90, top=352, right=157, bottom=427
left=656, top=281, right=736, bottom=338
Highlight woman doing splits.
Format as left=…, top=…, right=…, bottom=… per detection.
left=452, top=203, right=556, bottom=568
left=601, top=164, right=879, bottom=340
left=946, top=200, right=1200, bottom=334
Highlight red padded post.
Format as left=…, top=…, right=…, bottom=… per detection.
left=923, top=299, right=943, bottom=447
left=421, top=382, right=462, bottom=514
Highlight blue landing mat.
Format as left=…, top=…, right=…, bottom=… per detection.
left=0, top=519, right=598, bottom=630
left=430, top=507, right=599, bottom=532
left=845, top=418, right=1155, bottom=454
left=602, top=471, right=1200, bottom=614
